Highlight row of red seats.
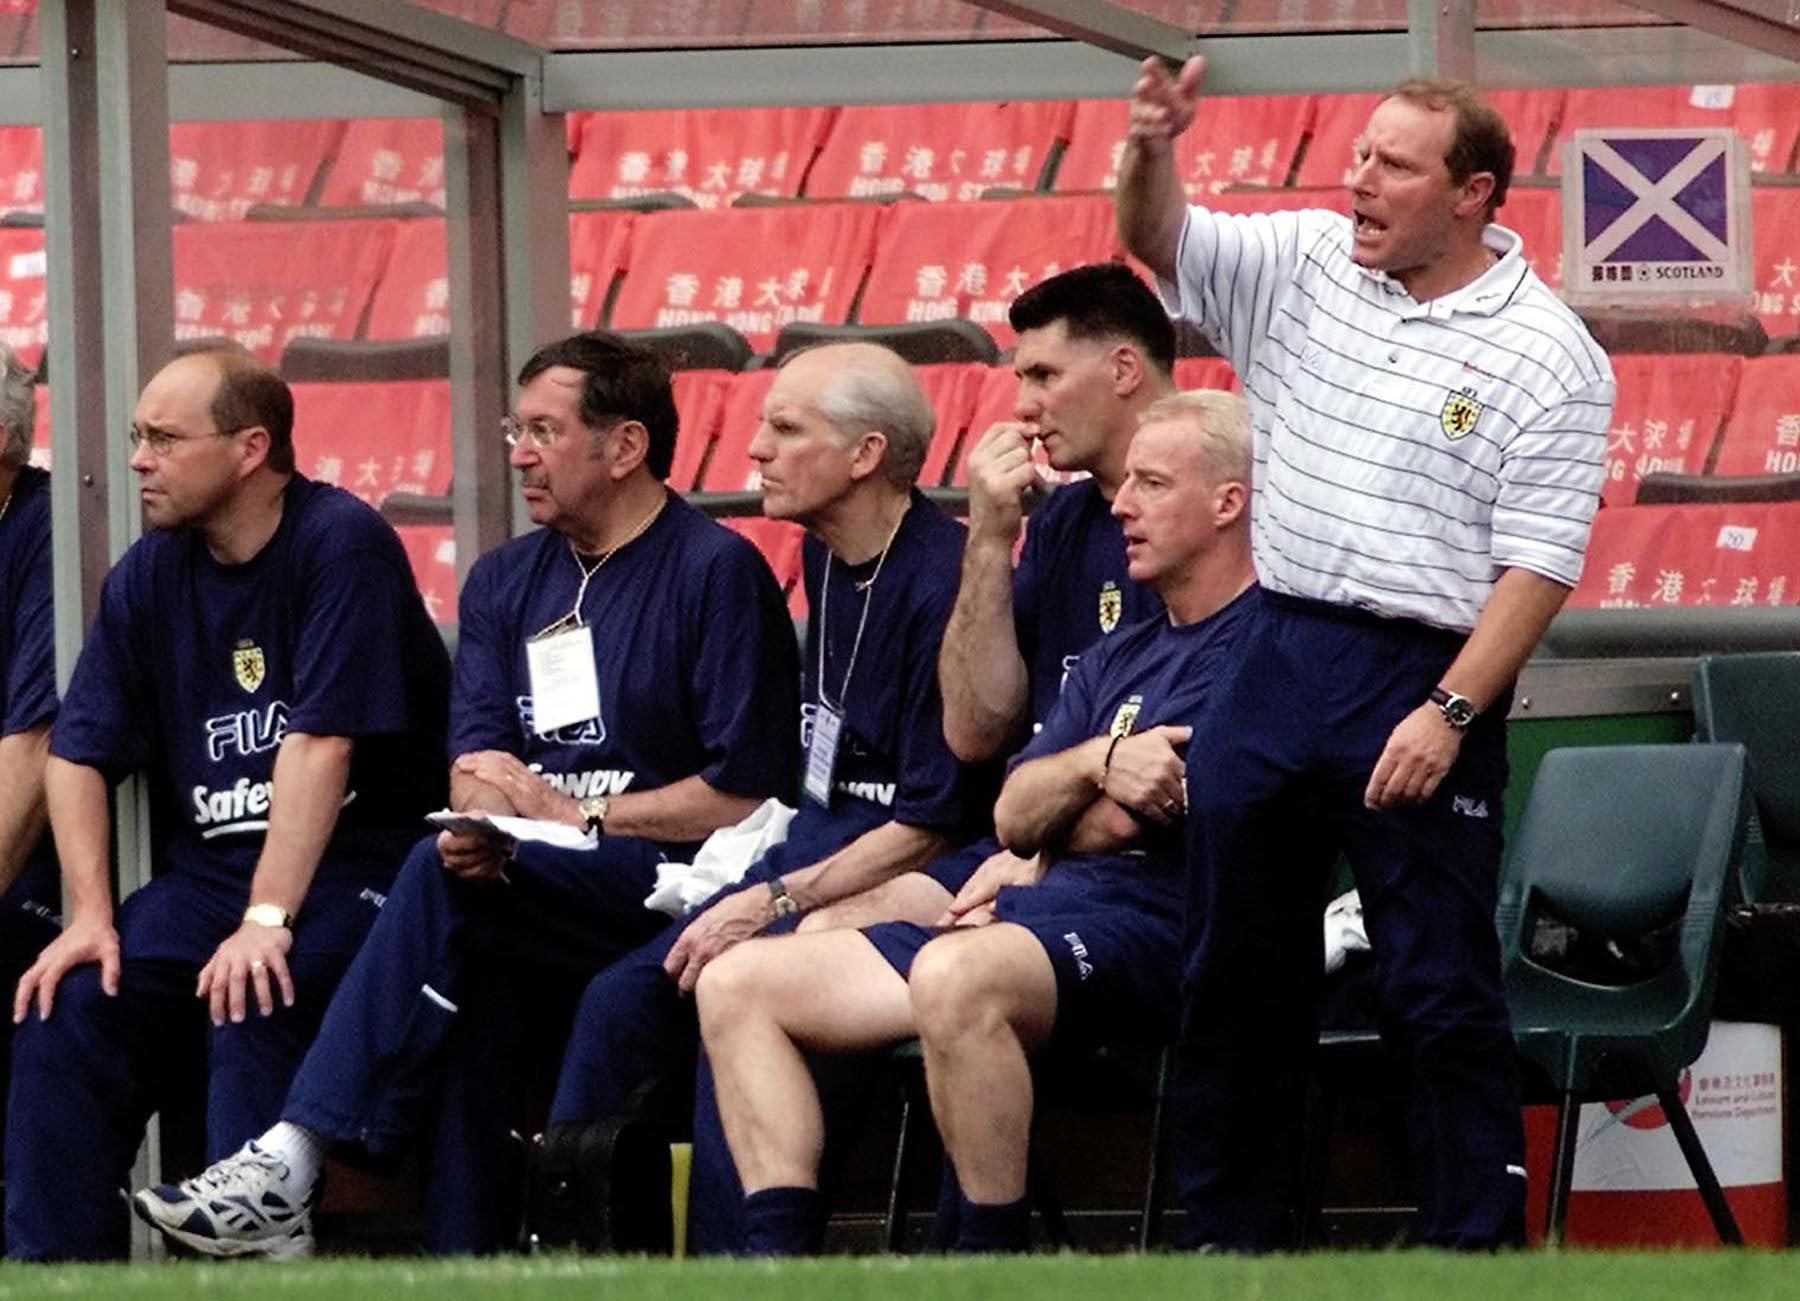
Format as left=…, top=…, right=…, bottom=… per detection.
left=1570, top=501, right=1800, bottom=610
left=0, top=82, right=1794, bottom=225
left=567, top=85, right=1800, bottom=209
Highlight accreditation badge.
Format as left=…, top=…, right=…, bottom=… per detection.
left=803, top=703, right=845, bottom=807
left=524, top=625, right=601, bottom=736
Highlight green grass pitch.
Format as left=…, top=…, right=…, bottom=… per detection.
left=0, top=1251, right=1797, bottom=1300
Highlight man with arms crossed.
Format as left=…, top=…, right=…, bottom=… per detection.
left=133, top=331, right=800, bottom=1257
left=9, top=349, right=451, bottom=1260
left=1119, top=63, right=1613, bottom=1248
left=697, top=391, right=1257, bottom=1254
left=682, top=267, right=1183, bottom=1251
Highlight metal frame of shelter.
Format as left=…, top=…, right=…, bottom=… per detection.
left=13, top=0, right=1798, bottom=1223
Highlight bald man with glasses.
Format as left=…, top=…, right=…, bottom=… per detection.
left=132, top=330, right=801, bottom=1260
left=7, top=348, right=453, bottom=1260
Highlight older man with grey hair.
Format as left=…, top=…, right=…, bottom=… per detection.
left=0, top=341, right=58, bottom=1185
left=535, top=341, right=999, bottom=1232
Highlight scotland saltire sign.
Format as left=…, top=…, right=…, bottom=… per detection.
left=1564, top=128, right=1751, bottom=304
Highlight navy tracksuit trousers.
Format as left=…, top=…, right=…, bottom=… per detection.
left=279, top=833, right=665, bottom=1254
left=5, top=869, right=388, bottom=1260
left=1171, top=590, right=1524, bottom=1251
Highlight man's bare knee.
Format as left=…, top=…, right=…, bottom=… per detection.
left=909, top=935, right=995, bottom=1040
left=695, top=940, right=775, bottom=1039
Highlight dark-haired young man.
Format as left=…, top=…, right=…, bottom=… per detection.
left=132, top=332, right=801, bottom=1258
left=8, top=349, right=453, bottom=1260
left=1119, top=66, right=1614, bottom=1249
left=817, top=261, right=1183, bottom=933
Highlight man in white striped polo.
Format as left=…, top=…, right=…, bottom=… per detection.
left=1119, top=62, right=1614, bottom=1250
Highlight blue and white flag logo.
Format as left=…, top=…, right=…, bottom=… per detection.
left=1583, top=135, right=1728, bottom=263
left=1566, top=128, right=1750, bottom=302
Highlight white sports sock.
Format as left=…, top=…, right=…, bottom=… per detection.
left=256, top=1121, right=324, bottom=1192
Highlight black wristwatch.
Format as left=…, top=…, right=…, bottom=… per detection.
left=1428, top=686, right=1478, bottom=730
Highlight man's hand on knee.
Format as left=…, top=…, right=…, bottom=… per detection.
left=936, top=850, right=1042, bottom=927
left=13, top=918, right=121, bottom=1023
left=196, top=923, right=296, bottom=1027
left=664, top=884, right=776, bottom=994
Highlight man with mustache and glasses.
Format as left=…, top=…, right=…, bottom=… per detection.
left=132, top=331, right=799, bottom=1259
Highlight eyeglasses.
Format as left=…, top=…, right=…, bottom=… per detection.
left=501, top=416, right=567, bottom=449
left=127, top=425, right=247, bottom=457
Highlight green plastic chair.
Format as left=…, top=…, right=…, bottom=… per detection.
left=1498, top=743, right=1750, bottom=1245
left=1692, top=652, right=1800, bottom=904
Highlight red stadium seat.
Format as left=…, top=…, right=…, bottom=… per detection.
left=609, top=204, right=881, bottom=352
left=1300, top=89, right=1563, bottom=186
left=1499, top=185, right=1563, bottom=290
left=915, top=362, right=987, bottom=488
left=669, top=368, right=731, bottom=492
left=363, top=218, right=447, bottom=340
left=699, top=370, right=804, bottom=593
left=569, top=209, right=635, bottom=328
left=804, top=101, right=1073, bottom=201
left=1173, top=357, right=1240, bottom=393
left=1569, top=501, right=1800, bottom=608
left=316, top=119, right=445, bottom=209
left=1549, top=83, right=1800, bottom=176
left=0, top=126, right=42, bottom=216
left=172, top=219, right=395, bottom=363
left=393, top=523, right=458, bottom=624
left=858, top=195, right=1120, bottom=349
left=1055, top=95, right=1314, bottom=194
left=1602, top=354, right=1740, bottom=506
left=0, top=225, right=47, bottom=366
left=29, top=382, right=47, bottom=467
left=702, top=370, right=776, bottom=494
left=1750, top=187, right=1800, bottom=341
left=1713, top=356, right=1800, bottom=478
left=568, top=106, right=836, bottom=208
left=167, top=120, right=344, bottom=222
left=288, top=379, right=452, bottom=503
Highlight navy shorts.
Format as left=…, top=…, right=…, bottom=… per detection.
left=862, top=883, right=1180, bottom=1045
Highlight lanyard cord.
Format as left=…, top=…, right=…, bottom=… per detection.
left=552, top=494, right=666, bottom=635
left=816, top=501, right=908, bottom=714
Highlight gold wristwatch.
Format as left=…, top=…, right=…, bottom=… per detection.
left=242, top=902, right=293, bottom=930
left=578, top=794, right=610, bottom=835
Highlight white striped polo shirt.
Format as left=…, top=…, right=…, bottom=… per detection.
left=1162, top=206, right=1614, bottom=633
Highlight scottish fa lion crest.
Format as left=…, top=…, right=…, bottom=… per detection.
left=1098, top=580, right=1123, bottom=634
left=1439, top=387, right=1483, bottom=441
left=232, top=639, right=266, bottom=694
left=1109, top=694, right=1143, bottom=739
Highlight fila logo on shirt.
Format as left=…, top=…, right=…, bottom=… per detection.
left=204, top=700, right=288, bottom=762
left=515, top=695, right=607, bottom=746
left=1439, top=387, right=1484, bottom=441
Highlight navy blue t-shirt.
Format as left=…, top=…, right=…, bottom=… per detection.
left=998, top=585, right=1257, bottom=925
left=766, top=493, right=996, bottom=876
left=1014, top=479, right=1161, bottom=728
left=52, top=476, right=451, bottom=888
left=0, top=466, right=58, bottom=907
left=452, top=492, right=800, bottom=859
